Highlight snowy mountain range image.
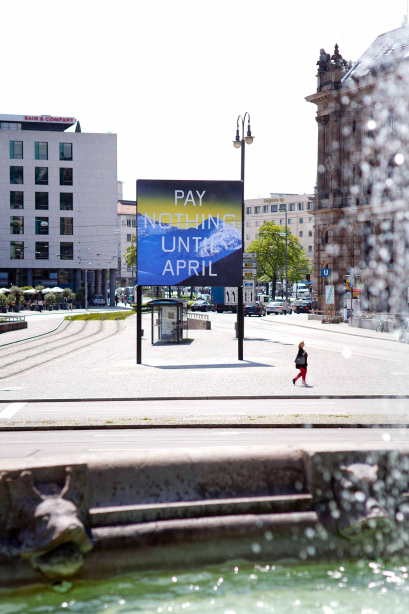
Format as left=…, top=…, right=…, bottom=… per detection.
left=137, top=212, right=242, bottom=285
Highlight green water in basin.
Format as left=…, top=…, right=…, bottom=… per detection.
left=1, top=560, right=409, bottom=613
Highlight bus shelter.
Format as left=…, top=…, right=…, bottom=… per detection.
left=146, top=298, right=187, bottom=344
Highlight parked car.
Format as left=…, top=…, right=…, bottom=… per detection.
left=293, top=299, right=311, bottom=314
left=92, top=294, right=106, bottom=306
left=190, top=300, right=215, bottom=312
left=266, top=301, right=283, bottom=315
left=244, top=303, right=267, bottom=317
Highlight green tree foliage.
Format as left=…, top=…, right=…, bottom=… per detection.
left=125, top=235, right=137, bottom=269
left=247, top=221, right=311, bottom=297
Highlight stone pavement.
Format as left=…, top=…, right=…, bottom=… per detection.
left=0, top=312, right=408, bottom=402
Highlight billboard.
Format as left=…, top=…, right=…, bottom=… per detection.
left=137, top=180, right=242, bottom=286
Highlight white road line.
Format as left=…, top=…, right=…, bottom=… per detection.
left=0, top=402, right=27, bottom=418
left=390, top=373, right=409, bottom=375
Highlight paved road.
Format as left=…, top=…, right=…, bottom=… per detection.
left=0, top=427, right=407, bottom=459
left=0, top=398, right=408, bottom=427
left=0, top=311, right=408, bottom=401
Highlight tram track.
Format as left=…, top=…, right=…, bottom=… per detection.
left=0, top=320, right=125, bottom=380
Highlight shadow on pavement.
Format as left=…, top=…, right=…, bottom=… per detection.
left=152, top=361, right=273, bottom=369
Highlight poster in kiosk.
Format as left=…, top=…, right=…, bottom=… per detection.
left=137, top=180, right=243, bottom=287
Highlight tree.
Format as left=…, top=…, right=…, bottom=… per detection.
left=125, top=235, right=136, bottom=269
left=247, top=221, right=310, bottom=298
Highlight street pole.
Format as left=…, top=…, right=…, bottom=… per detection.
left=136, top=285, right=142, bottom=364
left=233, top=113, right=254, bottom=362
left=237, top=133, right=245, bottom=361
left=85, top=270, right=88, bottom=309
left=285, top=206, right=288, bottom=301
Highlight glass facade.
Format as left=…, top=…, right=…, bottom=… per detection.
left=60, top=193, right=73, bottom=210
left=60, top=242, right=73, bottom=260
left=9, top=141, right=23, bottom=159
left=35, top=142, right=48, bottom=160
left=60, top=168, right=73, bottom=185
left=59, top=143, right=73, bottom=161
left=1, top=122, right=21, bottom=130
left=35, top=217, right=49, bottom=235
left=35, top=242, right=49, bottom=259
left=60, top=217, right=73, bottom=235
left=10, top=216, right=24, bottom=234
left=35, top=167, right=48, bottom=185
left=10, top=166, right=23, bottom=184
left=10, top=241, right=24, bottom=259
left=10, top=191, right=24, bottom=209
left=35, top=192, right=49, bottom=210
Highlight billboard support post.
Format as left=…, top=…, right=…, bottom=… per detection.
left=136, top=285, right=142, bottom=364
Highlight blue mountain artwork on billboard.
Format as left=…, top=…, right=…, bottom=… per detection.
left=137, top=213, right=242, bottom=285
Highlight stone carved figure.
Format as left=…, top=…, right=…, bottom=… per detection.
left=0, top=466, right=92, bottom=579
left=317, top=45, right=349, bottom=74
left=333, top=463, right=395, bottom=541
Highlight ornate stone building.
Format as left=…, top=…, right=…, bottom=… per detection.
left=306, top=26, right=409, bottom=313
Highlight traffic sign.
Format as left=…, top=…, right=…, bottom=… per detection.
left=243, top=253, right=257, bottom=258
left=243, top=260, right=257, bottom=269
left=243, top=271, right=257, bottom=279
left=321, top=268, right=331, bottom=277
left=243, top=280, right=255, bottom=304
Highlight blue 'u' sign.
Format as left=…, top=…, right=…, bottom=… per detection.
left=321, top=268, right=331, bottom=277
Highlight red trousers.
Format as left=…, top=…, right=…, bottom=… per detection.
left=294, top=368, right=307, bottom=382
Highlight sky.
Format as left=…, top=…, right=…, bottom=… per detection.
left=1, top=0, right=408, bottom=201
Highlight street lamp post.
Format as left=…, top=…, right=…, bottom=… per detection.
left=233, top=113, right=254, bottom=361
left=279, top=204, right=288, bottom=301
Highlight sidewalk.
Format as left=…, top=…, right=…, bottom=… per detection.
left=268, top=314, right=397, bottom=342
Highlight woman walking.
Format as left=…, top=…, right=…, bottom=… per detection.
left=293, top=341, right=308, bottom=386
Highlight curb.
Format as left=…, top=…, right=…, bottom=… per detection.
left=0, top=423, right=407, bottom=431
left=265, top=317, right=397, bottom=342
left=0, top=395, right=408, bottom=403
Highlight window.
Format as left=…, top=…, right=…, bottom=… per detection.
left=10, top=191, right=24, bottom=209
left=255, top=233, right=259, bottom=238
left=127, top=219, right=131, bottom=227
left=289, top=203, right=295, bottom=211
left=263, top=205, right=269, bottom=213
left=308, top=202, right=314, bottom=210
left=299, top=231, right=303, bottom=237
left=35, top=142, right=48, bottom=160
left=245, top=207, right=252, bottom=214
left=132, top=219, right=136, bottom=227
left=35, top=242, right=49, bottom=259
left=10, top=241, right=24, bottom=259
left=60, top=168, right=73, bottom=186
left=256, top=221, right=260, bottom=227
left=300, top=218, right=304, bottom=224
left=10, top=166, right=23, bottom=184
left=35, top=192, right=49, bottom=210
left=1, top=122, right=21, bottom=130
left=60, top=242, right=73, bottom=260
left=60, top=217, right=73, bottom=235
left=309, top=217, right=312, bottom=223
left=246, top=222, right=250, bottom=227
left=271, top=205, right=278, bottom=212
left=246, top=234, right=250, bottom=240
left=59, top=143, right=73, bottom=161
left=288, top=218, right=292, bottom=224
left=127, top=234, right=132, bottom=242
left=309, top=230, right=313, bottom=237
left=298, top=203, right=305, bottom=210
left=10, top=141, right=23, bottom=159
left=308, top=245, right=312, bottom=253
left=35, top=217, right=49, bottom=235
left=60, top=193, right=73, bottom=210
left=10, top=216, right=24, bottom=234
left=279, top=219, right=283, bottom=225
left=254, top=206, right=261, bottom=213
left=35, top=167, right=48, bottom=185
